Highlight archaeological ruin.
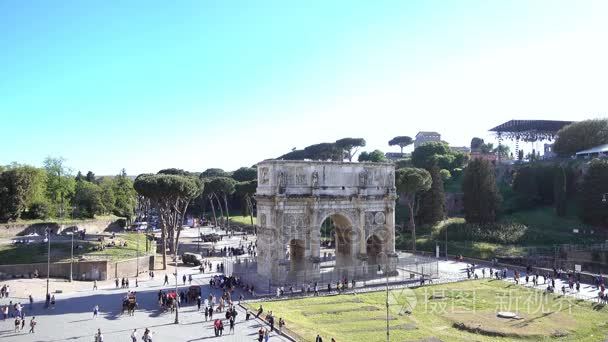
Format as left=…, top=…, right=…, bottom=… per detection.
left=255, top=160, right=398, bottom=284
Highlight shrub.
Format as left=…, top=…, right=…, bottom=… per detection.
left=439, top=169, right=451, bottom=181
left=438, top=221, right=527, bottom=244
left=25, top=200, right=52, bottom=219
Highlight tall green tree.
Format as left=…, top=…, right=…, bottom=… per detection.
left=73, top=180, right=104, bottom=218
left=462, top=159, right=502, bottom=224
left=470, top=137, right=484, bottom=151
left=417, top=167, right=446, bottom=225
left=493, top=145, right=511, bottom=159
left=553, top=119, right=608, bottom=156
left=208, top=177, right=237, bottom=230
left=134, top=174, right=203, bottom=269
left=388, top=136, right=413, bottom=154
left=0, top=167, right=38, bottom=222
left=113, top=169, right=137, bottom=222
left=201, top=168, right=229, bottom=178
left=411, top=142, right=466, bottom=171
left=158, top=168, right=191, bottom=176
left=99, top=178, right=116, bottom=214
left=358, top=150, right=388, bottom=162
left=85, top=171, right=96, bottom=183
left=335, top=138, right=366, bottom=161
left=235, top=180, right=257, bottom=229
left=395, top=167, right=432, bottom=253
left=579, top=159, right=608, bottom=226
left=512, top=166, right=540, bottom=208
left=231, top=167, right=257, bottom=182
left=43, top=157, right=75, bottom=218
left=553, top=165, right=568, bottom=217
left=303, top=143, right=343, bottom=161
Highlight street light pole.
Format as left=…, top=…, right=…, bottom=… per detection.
left=136, top=231, right=140, bottom=277
left=46, top=227, right=51, bottom=306
left=69, top=232, right=74, bottom=282
left=174, top=239, right=179, bottom=324
left=385, top=261, right=389, bottom=342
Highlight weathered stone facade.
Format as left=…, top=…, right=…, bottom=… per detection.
left=255, top=160, right=397, bottom=284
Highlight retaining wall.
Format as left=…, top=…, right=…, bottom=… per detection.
left=0, top=255, right=152, bottom=281
left=1, top=219, right=122, bottom=238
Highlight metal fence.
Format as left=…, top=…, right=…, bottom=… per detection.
left=225, top=254, right=438, bottom=295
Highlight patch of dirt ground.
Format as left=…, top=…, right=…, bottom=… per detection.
left=443, top=311, right=576, bottom=338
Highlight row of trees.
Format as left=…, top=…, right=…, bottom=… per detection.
left=0, top=158, right=136, bottom=222
left=133, top=166, right=258, bottom=269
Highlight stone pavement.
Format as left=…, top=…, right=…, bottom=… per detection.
left=0, top=267, right=289, bottom=342
left=1, top=243, right=604, bottom=342
left=436, top=259, right=602, bottom=301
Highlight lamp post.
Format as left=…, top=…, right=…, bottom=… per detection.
left=45, top=227, right=51, bottom=307
left=197, top=222, right=201, bottom=252
left=174, top=239, right=179, bottom=324
left=136, top=231, right=140, bottom=277
left=69, top=231, right=74, bottom=282
left=377, top=251, right=390, bottom=342
left=385, top=261, right=389, bottom=342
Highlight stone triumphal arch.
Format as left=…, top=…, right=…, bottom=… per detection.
left=255, top=160, right=398, bottom=284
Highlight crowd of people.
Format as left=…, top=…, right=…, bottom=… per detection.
left=464, top=262, right=608, bottom=302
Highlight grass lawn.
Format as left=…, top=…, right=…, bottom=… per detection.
left=229, top=215, right=255, bottom=225
left=0, top=232, right=148, bottom=264
left=247, top=280, right=608, bottom=342
left=397, top=205, right=603, bottom=260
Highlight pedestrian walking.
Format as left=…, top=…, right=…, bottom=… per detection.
left=229, top=316, right=235, bottom=334
left=21, top=314, right=25, bottom=330
left=93, top=280, right=98, bottom=290
left=204, top=306, right=209, bottom=321
left=95, top=328, right=104, bottom=342
left=316, top=334, right=324, bottom=342
left=115, top=278, right=119, bottom=288
left=29, top=316, right=36, bottom=333
left=130, top=329, right=137, bottom=342
left=197, top=295, right=202, bottom=311
left=15, top=316, right=21, bottom=332
left=189, top=274, right=193, bottom=285
left=93, top=305, right=99, bottom=319
left=164, top=274, right=169, bottom=286
left=182, top=274, right=186, bottom=285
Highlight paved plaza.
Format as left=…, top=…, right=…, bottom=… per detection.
left=0, top=226, right=604, bottom=342
left=0, top=268, right=289, bottom=342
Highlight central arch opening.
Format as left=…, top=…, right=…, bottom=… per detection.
left=320, top=213, right=354, bottom=275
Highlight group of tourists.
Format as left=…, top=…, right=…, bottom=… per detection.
left=314, top=335, right=337, bottom=342
left=12, top=315, right=36, bottom=333
left=115, top=277, right=133, bottom=288
left=272, top=278, right=355, bottom=299
left=129, top=328, right=152, bottom=342
left=1, top=300, right=36, bottom=334
left=465, top=262, right=608, bottom=303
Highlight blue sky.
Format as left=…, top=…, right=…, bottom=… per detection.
left=1, top=0, right=606, bottom=175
